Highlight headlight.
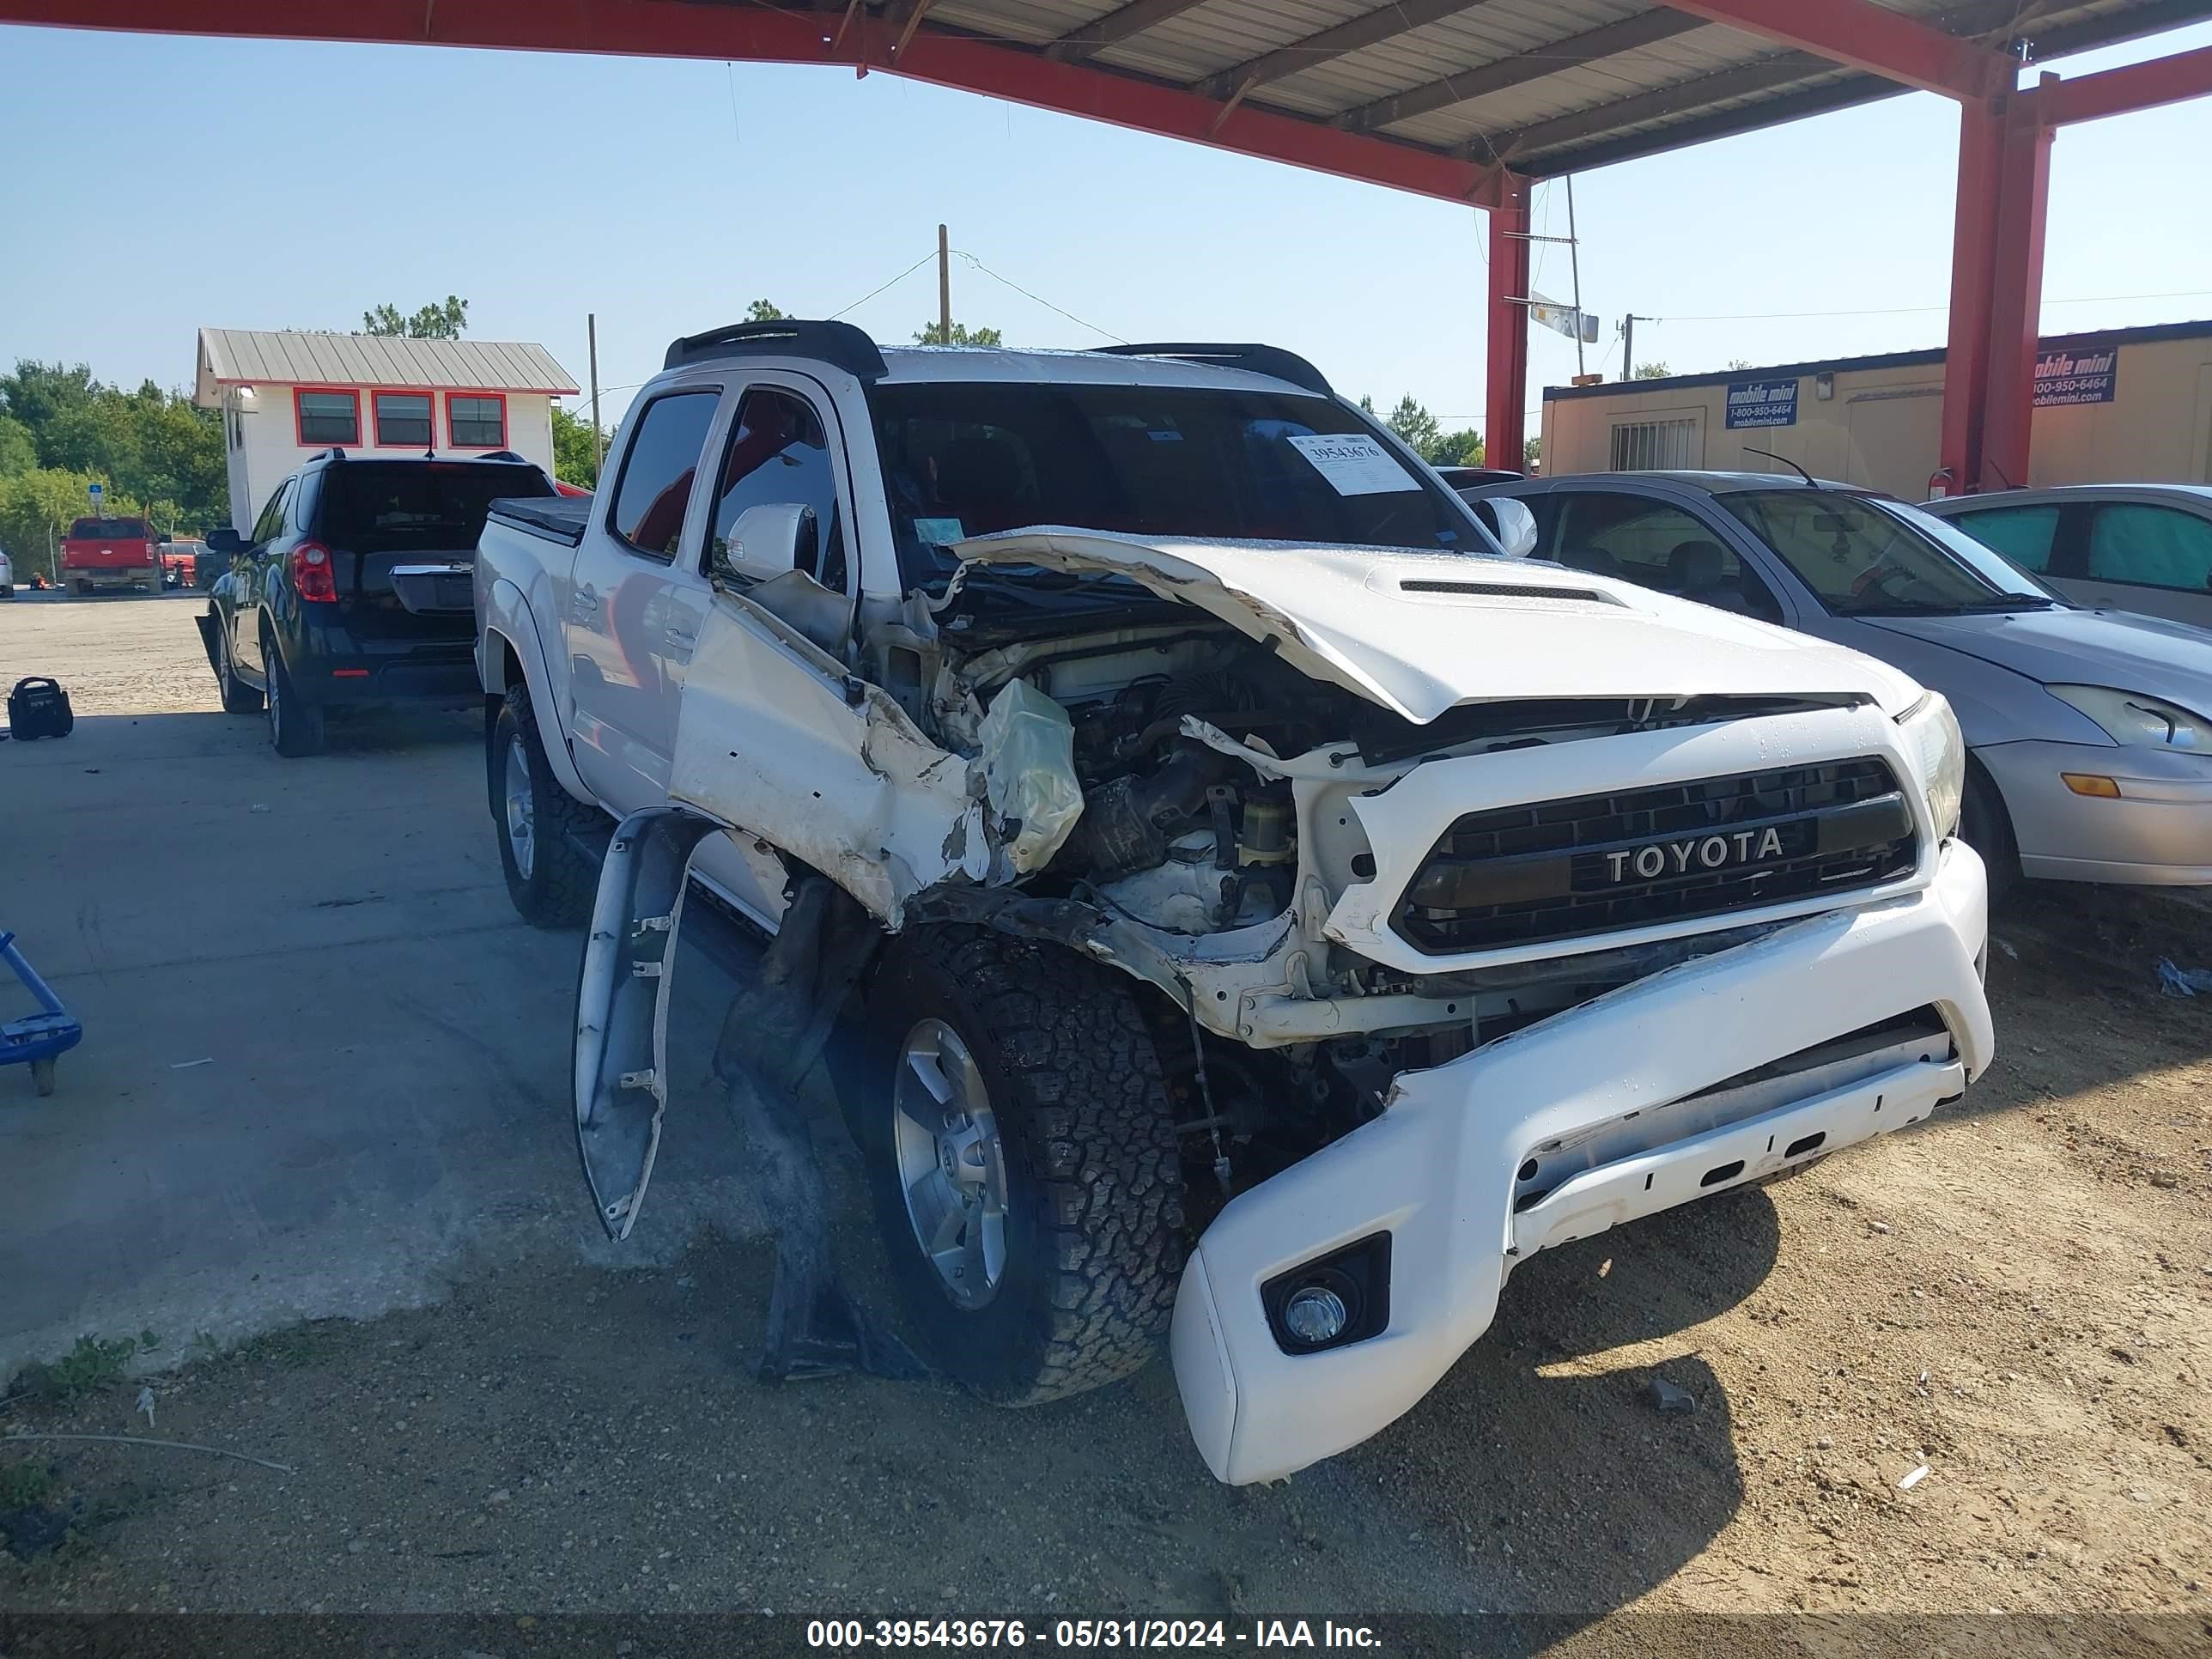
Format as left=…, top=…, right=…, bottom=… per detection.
left=1895, top=690, right=1966, bottom=841
left=2046, top=684, right=2209, bottom=750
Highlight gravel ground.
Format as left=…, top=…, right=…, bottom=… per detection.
left=3, top=594, right=2209, bottom=1655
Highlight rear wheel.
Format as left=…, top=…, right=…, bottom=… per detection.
left=490, top=684, right=599, bottom=928
left=1959, top=760, right=2017, bottom=907
left=211, top=623, right=263, bottom=715
left=849, top=926, right=1184, bottom=1405
left=264, top=633, right=325, bottom=757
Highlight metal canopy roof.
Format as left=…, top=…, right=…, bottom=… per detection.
left=915, top=0, right=2205, bottom=179
left=15, top=1, right=2209, bottom=207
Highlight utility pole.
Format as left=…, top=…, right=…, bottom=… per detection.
left=1622, top=313, right=1654, bottom=381
left=1565, top=176, right=1587, bottom=380
left=587, top=313, right=604, bottom=475
left=937, top=223, right=952, bottom=344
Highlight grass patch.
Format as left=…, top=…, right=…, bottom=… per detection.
left=0, top=1461, right=54, bottom=1509
left=226, top=1321, right=343, bottom=1370
left=15, top=1334, right=142, bottom=1408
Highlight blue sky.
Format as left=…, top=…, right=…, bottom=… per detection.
left=3, top=18, right=2209, bottom=436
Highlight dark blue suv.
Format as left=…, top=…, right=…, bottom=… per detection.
left=198, top=451, right=554, bottom=755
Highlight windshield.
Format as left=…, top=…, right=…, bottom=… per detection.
left=67, top=518, right=150, bottom=541
left=866, top=380, right=1480, bottom=586
left=1720, top=490, right=2059, bottom=616
left=320, top=463, right=551, bottom=552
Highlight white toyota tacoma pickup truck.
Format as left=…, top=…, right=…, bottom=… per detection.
left=474, top=321, right=1993, bottom=1486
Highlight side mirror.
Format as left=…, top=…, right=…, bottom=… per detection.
left=1485, top=496, right=1540, bottom=559
left=205, top=526, right=244, bottom=554
left=710, top=502, right=817, bottom=587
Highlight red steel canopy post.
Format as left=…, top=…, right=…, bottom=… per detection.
left=1978, top=79, right=2058, bottom=492
left=1486, top=175, right=1532, bottom=477
left=1936, top=83, right=2057, bottom=496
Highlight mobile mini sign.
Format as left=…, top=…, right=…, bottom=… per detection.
left=2033, top=342, right=2118, bottom=407
left=1724, top=378, right=1798, bottom=429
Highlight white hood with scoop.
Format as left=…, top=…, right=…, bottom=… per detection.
left=953, top=530, right=1923, bottom=723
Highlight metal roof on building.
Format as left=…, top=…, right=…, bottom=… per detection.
left=194, top=329, right=579, bottom=405
left=911, top=0, right=2206, bottom=179
left=1542, top=314, right=2212, bottom=400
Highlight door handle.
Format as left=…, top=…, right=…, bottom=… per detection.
left=572, top=585, right=601, bottom=619
left=664, top=626, right=697, bottom=650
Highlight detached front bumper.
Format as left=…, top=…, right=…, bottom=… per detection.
left=1171, top=840, right=1991, bottom=1486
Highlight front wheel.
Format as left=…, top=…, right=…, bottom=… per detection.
left=1959, top=761, right=2018, bottom=907
left=264, top=635, right=325, bottom=757
left=849, top=927, right=1185, bottom=1405
left=212, top=624, right=263, bottom=715
left=489, top=684, right=599, bottom=927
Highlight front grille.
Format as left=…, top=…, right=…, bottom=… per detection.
left=1395, top=757, right=1917, bottom=955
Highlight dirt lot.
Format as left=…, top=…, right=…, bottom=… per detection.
left=2, top=594, right=2209, bottom=1652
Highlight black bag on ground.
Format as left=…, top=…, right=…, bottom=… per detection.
left=6, top=677, right=74, bottom=741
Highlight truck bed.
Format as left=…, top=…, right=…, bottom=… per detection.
left=486, top=495, right=591, bottom=548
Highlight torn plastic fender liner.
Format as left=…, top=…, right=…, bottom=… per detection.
left=575, top=807, right=723, bottom=1241
left=667, top=591, right=993, bottom=927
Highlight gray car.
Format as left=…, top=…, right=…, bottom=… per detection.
left=1465, top=471, right=2212, bottom=893
left=1920, top=484, right=2212, bottom=632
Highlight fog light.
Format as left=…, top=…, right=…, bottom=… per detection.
left=1282, top=1285, right=1348, bottom=1346
left=2062, top=773, right=2121, bottom=799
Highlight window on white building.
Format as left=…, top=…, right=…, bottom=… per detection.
left=374, top=391, right=434, bottom=447
left=297, top=390, right=360, bottom=447
left=448, top=394, right=506, bottom=448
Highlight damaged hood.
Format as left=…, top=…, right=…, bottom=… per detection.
left=955, top=530, right=1923, bottom=724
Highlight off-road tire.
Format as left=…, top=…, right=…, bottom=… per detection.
left=264, top=632, right=325, bottom=757
left=850, top=926, right=1185, bottom=1406
left=1959, top=760, right=2018, bottom=907
left=490, top=684, right=599, bottom=928
left=211, top=622, right=263, bottom=715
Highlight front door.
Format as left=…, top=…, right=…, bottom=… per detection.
left=232, top=477, right=294, bottom=676
left=562, top=386, right=725, bottom=813
left=2067, top=501, right=2212, bottom=630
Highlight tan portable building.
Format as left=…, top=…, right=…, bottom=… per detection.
left=1539, top=319, right=2212, bottom=499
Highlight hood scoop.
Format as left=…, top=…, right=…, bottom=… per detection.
left=952, top=527, right=1921, bottom=725
left=1394, top=577, right=1621, bottom=605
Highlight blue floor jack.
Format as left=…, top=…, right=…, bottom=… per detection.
left=2, top=930, right=82, bottom=1097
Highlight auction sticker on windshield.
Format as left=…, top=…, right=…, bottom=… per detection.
left=1285, top=433, right=1416, bottom=495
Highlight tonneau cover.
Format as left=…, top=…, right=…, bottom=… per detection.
left=489, top=495, right=591, bottom=546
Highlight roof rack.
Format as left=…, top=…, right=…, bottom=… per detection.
left=1092, top=343, right=1334, bottom=398
left=311, top=447, right=348, bottom=463
left=663, top=319, right=887, bottom=380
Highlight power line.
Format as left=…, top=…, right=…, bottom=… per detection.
left=826, top=250, right=940, bottom=320
left=951, top=251, right=1127, bottom=342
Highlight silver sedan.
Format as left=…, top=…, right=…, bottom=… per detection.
left=1467, top=471, right=2212, bottom=894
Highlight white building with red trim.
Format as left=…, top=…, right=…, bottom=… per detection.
left=194, top=328, right=580, bottom=534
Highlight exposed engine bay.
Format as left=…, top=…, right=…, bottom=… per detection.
left=841, top=584, right=1815, bottom=1208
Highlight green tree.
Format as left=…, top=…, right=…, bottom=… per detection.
left=1382, top=395, right=1440, bottom=459
left=362, top=295, right=470, bottom=338
left=1632, top=362, right=1672, bottom=380
left=913, top=320, right=1003, bottom=346
left=745, top=300, right=787, bottom=322
left=1523, top=435, right=1541, bottom=471
left=0, top=361, right=226, bottom=535
left=1430, top=428, right=1483, bottom=467
left=1727, top=358, right=1754, bottom=371
left=1373, top=397, right=1482, bottom=466
left=550, top=404, right=608, bottom=489
left=0, top=468, right=119, bottom=584
left=0, top=413, right=34, bottom=476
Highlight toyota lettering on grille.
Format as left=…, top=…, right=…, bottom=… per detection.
left=1604, top=825, right=1789, bottom=884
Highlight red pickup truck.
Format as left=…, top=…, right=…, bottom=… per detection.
left=61, top=516, right=161, bottom=595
